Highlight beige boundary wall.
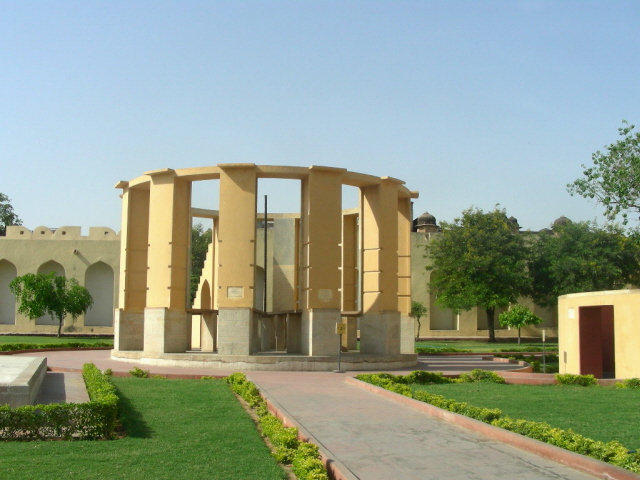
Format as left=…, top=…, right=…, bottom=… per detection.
left=411, top=232, right=558, bottom=340
left=1, top=224, right=559, bottom=341
left=559, top=290, right=640, bottom=379
left=0, top=226, right=120, bottom=335
left=113, top=164, right=419, bottom=369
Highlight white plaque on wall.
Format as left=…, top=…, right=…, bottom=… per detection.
left=567, top=308, right=575, bottom=320
left=227, top=286, right=244, bottom=298
left=318, top=289, right=333, bottom=301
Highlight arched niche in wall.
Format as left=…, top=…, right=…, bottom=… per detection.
left=428, top=270, right=456, bottom=330
left=200, top=280, right=211, bottom=310
left=0, top=260, right=17, bottom=325
left=36, top=261, right=65, bottom=325
left=85, top=261, right=115, bottom=327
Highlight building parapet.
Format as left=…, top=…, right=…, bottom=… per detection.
left=3, top=226, right=120, bottom=240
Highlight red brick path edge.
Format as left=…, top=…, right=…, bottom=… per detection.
left=345, top=377, right=640, bottom=480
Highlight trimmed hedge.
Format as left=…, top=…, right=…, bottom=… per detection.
left=416, top=347, right=471, bottom=354
left=0, top=363, right=118, bottom=441
left=491, top=417, right=640, bottom=473
left=458, top=369, right=506, bottom=384
left=412, top=390, right=502, bottom=422
left=355, top=370, right=640, bottom=473
left=555, top=373, right=598, bottom=387
left=225, top=373, right=328, bottom=480
left=616, top=378, right=640, bottom=389
left=0, top=342, right=112, bottom=352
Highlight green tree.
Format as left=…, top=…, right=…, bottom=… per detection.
left=528, top=220, right=640, bottom=307
left=9, top=273, right=93, bottom=337
left=411, top=300, right=428, bottom=341
left=0, top=192, right=22, bottom=236
left=191, top=223, right=213, bottom=304
left=498, top=305, right=542, bottom=345
left=425, top=207, right=530, bottom=342
left=568, top=121, right=640, bottom=225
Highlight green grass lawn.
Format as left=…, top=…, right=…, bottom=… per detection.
left=413, top=382, right=640, bottom=450
left=414, top=340, right=558, bottom=352
left=0, top=335, right=113, bottom=346
left=0, top=378, right=286, bottom=480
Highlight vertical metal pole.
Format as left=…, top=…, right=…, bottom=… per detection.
left=542, top=328, right=546, bottom=373
left=338, top=333, right=342, bottom=372
left=264, top=195, right=268, bottom=313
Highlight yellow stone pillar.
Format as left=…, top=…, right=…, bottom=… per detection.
left=398, top=196, right=414, bottom=353
left=114, top=181, right=149, bottom=352
left=300, top=166, right=344, bottom=355
left=217, top=164, right=258, bottom=355
left=341, top=212, right=359, bottom=351
left=342, top=212, right=359, bottom=312
left=143, top=169, right=192, bottom=354
left=360, top=178, right=402, bottom=355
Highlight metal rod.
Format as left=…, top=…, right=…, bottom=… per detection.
left=542, top=329, right=546, bottom=373
left=264, top=195, right=268, bottom=313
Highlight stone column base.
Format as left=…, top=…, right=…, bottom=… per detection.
left=360, top=311, right=401, bottom=355
left=114, top=309, right=144, bottom=351
left=287, top=313, right=302, bottom=353
left=200, top=312, right=217, bottom=352
left=217, top=308, right=255, bottom=355
left=301, top=309, right=341, bottom=356
left=400, top=314, right=415, bottom=354
left=143, top=308, right=189, bottom=354
left=341, top=316, right=358, bottom=350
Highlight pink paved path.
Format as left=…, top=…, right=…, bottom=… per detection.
left=11, top=350, right=609, bottom=480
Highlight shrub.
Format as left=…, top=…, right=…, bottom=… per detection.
left=530, top=360, right=541, bottom=373
left=555, top=373, right=597, bottom=387
left=616, top=378, right=640, bottom=389
left=404, top=370, right=454, bottom=385
left=129, top=367, right=150, bottom=378
left=458, top=369, right=506, bottom=384
left=292, top=443, right=329, bottom=480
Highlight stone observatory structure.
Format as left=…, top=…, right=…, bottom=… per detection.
left=112, top=164, right=419, bottom=370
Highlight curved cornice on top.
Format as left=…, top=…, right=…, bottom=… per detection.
left=116, top=164, right=419, bottom=199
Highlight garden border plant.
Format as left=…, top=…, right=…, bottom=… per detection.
left=0, top=363, right=118, bottom=441
left=0, top=341, right=112, bottom=352
left=225, top=372, right=329, bottom=480
left=355, top=370, right=640, bottom=473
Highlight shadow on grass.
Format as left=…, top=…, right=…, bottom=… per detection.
left=115, top=386, right=154, bottom=439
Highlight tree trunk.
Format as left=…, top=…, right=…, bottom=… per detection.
left=518, top=327, right=521, bottom=345
left=57, top=316, right=63, bottom=338
left=415, top=319, right=421, bottom=341
left=486, top=307, right=497, bottom=342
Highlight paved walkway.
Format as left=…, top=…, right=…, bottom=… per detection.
left=12, top=350, right=606, bottom=480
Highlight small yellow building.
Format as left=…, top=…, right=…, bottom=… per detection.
left=558, top=290, right=640, bottom=379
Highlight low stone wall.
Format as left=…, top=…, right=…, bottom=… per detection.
left=111, top=350, right=418, bottom=371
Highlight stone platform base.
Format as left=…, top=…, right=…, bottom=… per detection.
left=0, top=356, right=48, bottom=407
left=111, top=350, right=418, bottom=371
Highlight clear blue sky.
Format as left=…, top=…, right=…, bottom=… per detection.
left=2, top=1, right=639, bottom=233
